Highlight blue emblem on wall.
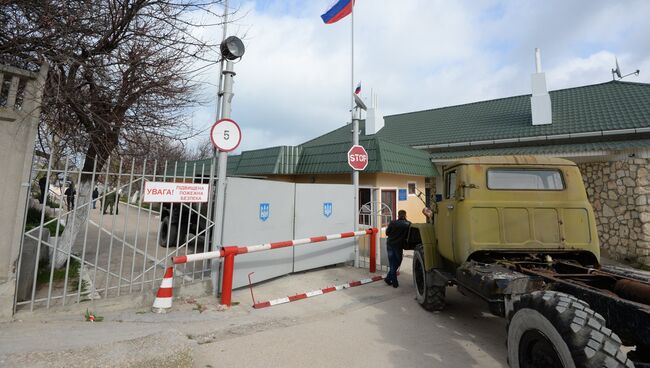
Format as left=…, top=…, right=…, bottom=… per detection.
left=323, top=202, right=333, bottom=218
left=259, top=203, right=270, bottom=221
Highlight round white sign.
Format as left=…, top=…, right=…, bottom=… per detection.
left=210, top=118, right=242, bottom=152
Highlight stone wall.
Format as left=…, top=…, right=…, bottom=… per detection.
left=578, top=159, right=650, bottom=266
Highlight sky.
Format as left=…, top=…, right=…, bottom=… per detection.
left=187, top=0, right=650, bottom=153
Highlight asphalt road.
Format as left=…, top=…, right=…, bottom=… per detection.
left=194, top=265, right=508, bottom=368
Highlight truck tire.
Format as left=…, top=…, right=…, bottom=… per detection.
left=413, top=244, right=445, bottom=311
left=158, top=217, right=178, bottom=248
left=507, top=290, right=633, bottom=368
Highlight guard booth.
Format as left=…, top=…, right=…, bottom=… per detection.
left=222, top=178, right=356, bottom=288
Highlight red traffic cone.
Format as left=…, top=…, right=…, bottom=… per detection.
left=152, top=267, right=174, bottom=313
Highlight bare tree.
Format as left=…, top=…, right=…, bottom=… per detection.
left=1, top=0, right=227, bottom=268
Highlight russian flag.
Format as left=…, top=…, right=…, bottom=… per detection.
left=321, top=0, right=354, bottom=24
left=354, top=82, right=361, bottom=95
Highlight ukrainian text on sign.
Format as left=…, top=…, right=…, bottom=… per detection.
left=143, top=182, right=209, bottom=203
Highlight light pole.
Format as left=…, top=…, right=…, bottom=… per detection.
left=211, top=35, right=245, bottom=296
left=352, top=93, right=366, bottom=267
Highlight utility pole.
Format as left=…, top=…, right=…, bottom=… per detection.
left=210, top=60, right=235, bottom=295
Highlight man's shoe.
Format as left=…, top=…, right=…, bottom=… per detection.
left=392, top=282, right=399, bottom=288
left=384, top=278, right=392, bottom=285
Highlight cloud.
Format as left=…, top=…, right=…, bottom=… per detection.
left=186, top=0, right=650, bottom=152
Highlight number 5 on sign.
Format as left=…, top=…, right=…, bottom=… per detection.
left=211, top=118, right=242, bottom=152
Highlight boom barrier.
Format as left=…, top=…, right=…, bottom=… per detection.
left=154, top=228, right=379, bottom=310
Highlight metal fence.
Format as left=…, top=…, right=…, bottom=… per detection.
left=15, top=155, right=216, bottom=311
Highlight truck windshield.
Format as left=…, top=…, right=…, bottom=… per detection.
left=487, top=169, right=564, bottom=190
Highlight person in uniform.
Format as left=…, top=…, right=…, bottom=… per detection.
left=385, top=210, right=411, bottom=288
left=103, top=188, right=116, bottom=215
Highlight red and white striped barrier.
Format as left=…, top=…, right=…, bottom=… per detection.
left=253, top=274, right=386, bottom=309
left=163, top=228, right=378, bottom=308
left=152, top=267, right=174, bottom=313
left=172, top=229, right=375, bottom=265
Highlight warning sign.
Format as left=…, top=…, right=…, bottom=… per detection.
left=143, top=182, right=209, bottom=203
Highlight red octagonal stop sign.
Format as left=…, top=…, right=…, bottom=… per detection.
left=347, top=145, right=368, bottom=171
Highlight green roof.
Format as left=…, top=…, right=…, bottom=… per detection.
left=429, top=138, right=650, bottom=160
left=378, top=81, right=650, bottom=147
left=170, top=129, right=437, bottom=178
left=235, top=146, right=302, bottom=175
left=297, top=134, right=437, bottom=176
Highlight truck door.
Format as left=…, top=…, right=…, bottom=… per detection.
left=437, top=168, right=458, bottom=263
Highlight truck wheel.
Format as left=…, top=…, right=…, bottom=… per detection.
left=158, top=217, right=178, bottom=248
left=507, top=290, right=633, bottom=368
left=413, top=244, right=445, bottom=311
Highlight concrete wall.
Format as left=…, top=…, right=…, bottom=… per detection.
left=578, top=159, right=650, bottom=267
left=0, top=64, right=47, bottom=320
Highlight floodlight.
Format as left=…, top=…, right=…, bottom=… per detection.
left=220, top=36, right=245, bottom=60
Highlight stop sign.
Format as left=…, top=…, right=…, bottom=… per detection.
left=347, top=145, right=368, bottom=171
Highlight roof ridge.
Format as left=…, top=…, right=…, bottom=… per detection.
left=299, top=122, right=350, bottom=146
left=383, top=80, right=650, bottom=119
left=609, top=80, right=650, bottom=87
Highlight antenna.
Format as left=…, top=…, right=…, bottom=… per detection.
left=353, top=93, right=367, bottom=111
left=612, top=56, right=640, bottom=81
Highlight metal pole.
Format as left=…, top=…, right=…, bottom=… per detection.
left=351, top=0, right=359, bottom=268
left=211, top=60, right=235, bottom=296
left=209, top=0, right=230, bottom=296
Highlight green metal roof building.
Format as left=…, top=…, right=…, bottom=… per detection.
left=376, top=80, right=650, bottom=162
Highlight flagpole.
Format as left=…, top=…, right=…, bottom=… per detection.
left=351, top=0, right=360, bottom=267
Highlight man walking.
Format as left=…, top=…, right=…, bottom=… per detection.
left=385, top=210, right=411, bottom=288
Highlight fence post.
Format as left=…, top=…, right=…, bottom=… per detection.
left=369, top=228, right=378, bottom=273
left=220, top=246, right=238, bottom=306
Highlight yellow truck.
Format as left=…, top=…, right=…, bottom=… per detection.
left=408, top=156, right=649, bottom=368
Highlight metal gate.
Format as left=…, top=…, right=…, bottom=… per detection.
left=222, top=178, right=359, bottom=289
left=15, top=156, right=214, bottom=311
left=359, top=201, right=393, bottom=272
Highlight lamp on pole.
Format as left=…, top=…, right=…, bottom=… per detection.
left=211, top=35, right=245, bottom=296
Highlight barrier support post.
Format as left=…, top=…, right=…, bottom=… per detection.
left=369, top=228, right=378, bottom=273
left=220, top=246, right=238, bottom=306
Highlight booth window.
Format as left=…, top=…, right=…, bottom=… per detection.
left=407, top=182, right=416, bottom=196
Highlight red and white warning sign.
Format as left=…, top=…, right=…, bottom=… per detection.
left=210, top=118, right=242, bottom=152
left=143, top=182, right=209, bottom=203
left=347, top=145, right=368, bottom=171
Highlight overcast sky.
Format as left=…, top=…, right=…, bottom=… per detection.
left=188, top=0, right=650, bottom=153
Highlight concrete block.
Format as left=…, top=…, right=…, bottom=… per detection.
left=0, top=280, right=16, bottom=322
left=16, top=232, right=50, bottom=303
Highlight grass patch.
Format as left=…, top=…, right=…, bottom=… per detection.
left=24, top=207, right=65, bottom=236
left=36, top=257, right=81, bottom=290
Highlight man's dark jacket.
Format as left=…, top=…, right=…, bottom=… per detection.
left=386, top=218, right=411, bottom=249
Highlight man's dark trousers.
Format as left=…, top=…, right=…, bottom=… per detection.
left=386, top=245, right=403, bottom=286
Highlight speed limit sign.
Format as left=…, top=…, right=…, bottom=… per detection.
left=210, top=118, right=241, bottom=152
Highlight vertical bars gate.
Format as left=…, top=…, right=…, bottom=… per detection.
left=15, top=155, right=216, bottom=311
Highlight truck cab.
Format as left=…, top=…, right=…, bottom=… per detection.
left=435, top=156, right=599, bottom=267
